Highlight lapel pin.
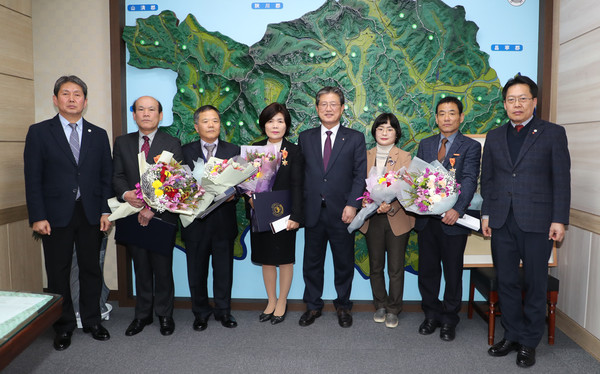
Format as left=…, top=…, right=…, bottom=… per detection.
left=533, top=129, right=537, bottom=134
left=88, top=129, right=92, bottom=132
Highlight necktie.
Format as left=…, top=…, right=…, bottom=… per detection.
left=141, top=136, right=150, bottom=158
left=204, top=144, right=216, bottom=160
left=323, top=131, right=332, bottom=170
left=515, top=124, right=524, bottom=133
left=68, top=123, right=80, bottom=163
left=437, top=137, right=448, bottom=162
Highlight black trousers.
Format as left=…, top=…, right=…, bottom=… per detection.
left=128, top=244, right=174, bottom=319
left=491, top=210, right=553, bottom=348
left=42, top=201, right=102, bottom=333
left=417, top=219, right=468, bottom=326
left=303, top=206, right=355, bottom=311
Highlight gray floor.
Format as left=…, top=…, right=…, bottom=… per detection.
left=4, top=305, right=599, bottom=374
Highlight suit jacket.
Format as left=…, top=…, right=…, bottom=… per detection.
left=298, top=125, right=367, bottom=228
left=181, top=139, right=241, bottom=241
left=251, top=138, right=304, bottom=225
left=24, top=115, right=113, bottom=227
left=481, top=118, right=571, bottom=232
left=414, top=131, right=481, bottom=236
left=360, top=146, right=415, bottom=236
left=112, top=130, right=184, bottom=224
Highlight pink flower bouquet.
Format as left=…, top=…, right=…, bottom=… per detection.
left=237, top=145, right=281, bottom=194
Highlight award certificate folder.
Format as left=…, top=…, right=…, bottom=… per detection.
left=251, top=190, right=291, bottom=232
left=115, top=214, right=176, bottom=256
left=199, top=187, right=236, bottom=219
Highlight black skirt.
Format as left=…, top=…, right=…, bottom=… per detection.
left=250, top=227, right=296, bottom=265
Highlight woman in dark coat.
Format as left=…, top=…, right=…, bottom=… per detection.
left=248, top=103, right=303, bottom=324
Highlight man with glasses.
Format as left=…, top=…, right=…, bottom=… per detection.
left=481, top=75, right=571, bottom=368
left=297, top=86, right=367, bottom=328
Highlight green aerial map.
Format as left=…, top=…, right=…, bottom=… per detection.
left=123, top=0, right=507, bottom=276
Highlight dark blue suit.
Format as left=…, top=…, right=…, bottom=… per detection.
left=24, top=114, right=113, bottom=332
left=481, top=118, right=570, bottom=347
left=181, top=140, right=240, bottom=319
left=415, top=132, right=481, bottom=326
left=298, top=125, right=367, bottom=311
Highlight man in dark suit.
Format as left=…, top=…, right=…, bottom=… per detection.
left=24, top=75, right=112, bottom=351
left=297, top=86, right=367, bottom=328
left=112, top=96, right=183, bottom=337
left=482, top=75, right=570, bottom=368
left=181, top=105, right=241, bottom=330
left=414, top=96, right=481, bottom=342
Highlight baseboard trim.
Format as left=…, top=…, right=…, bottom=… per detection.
left=556, top=309, right=600, bottom=361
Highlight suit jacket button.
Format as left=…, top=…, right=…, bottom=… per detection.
left=512, top=173, right=516, bottom=177
left=72, top=189, right=77, bottom=193
left=323, top=178, right=327, bottom=182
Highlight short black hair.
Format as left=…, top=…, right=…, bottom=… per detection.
left=131, top=96, right=163, bottom=113
left=194, top=105, right=220, bottom=123
left=258, top=102, right=291, bottom=137
left=502, top=74, right=538, bottom=100
left=436, top=96, right=463, bottom=114
left=370, top=113, right=401, bottom=144
left=315, top=86, right=345, bottom=106
left=53, top=75, right=88, bottom=98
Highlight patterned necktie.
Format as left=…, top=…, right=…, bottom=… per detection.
left=141, top=136, right=150, bottom=158
left=68, top=123, right=80, bottom=163
left=204, top=144, right=216, bottom=160
left=437, top=137, right=448, bottom=162
left=515, top=124, right=524, bottom=133
left=323, top=131, right=332, bottom=170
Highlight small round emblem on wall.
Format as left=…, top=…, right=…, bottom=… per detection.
left=508, top=0, right=525, bottom=6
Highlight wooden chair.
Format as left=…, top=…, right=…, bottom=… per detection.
left=467, top=267, right=559, bottom=345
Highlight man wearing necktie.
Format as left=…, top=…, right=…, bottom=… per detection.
left=297, top=86, right=367, bottom=328
left=24, top=75, right=113, bottom=351
left=112, top=96, right=183, bottom=337
left=482, top=75, right=571, bottom=368
left=181, top=105, right=241, bottom=331
left=414, top=96, right=481, bottom=342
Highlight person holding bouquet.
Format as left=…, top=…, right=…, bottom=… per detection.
left=247, top=103, right=304, bottom=325
left=414, top=96, right=481, bottom=341
left=359, top=113, right=414, bottom=329
left=113, top=96, right=183, bottom=337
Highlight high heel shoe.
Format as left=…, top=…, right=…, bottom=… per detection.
left=259, top=312, right=273, bottom=322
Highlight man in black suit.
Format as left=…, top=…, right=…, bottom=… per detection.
left=414, top=96, right=481, bottom=342
left=182, top=105, right=241, bottom=330
left=24, top=75, right=112, bottom=351
left=112, top=96, right=182, bottom=337
left=482, top=75, right=571, bottom=368
left=297, top=86, right=367, bottom=328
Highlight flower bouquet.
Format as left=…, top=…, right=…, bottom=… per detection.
left=237, top=145, right=281, bottom=194
left=347, top=166, right=406, bottom=233
left=397, top=157, right=460, bottom=215
left=108, top=151, right=204, bottom=222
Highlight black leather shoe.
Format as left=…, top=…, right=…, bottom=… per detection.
left=516, top=345, right=536, bottom=368
left=82, top=324, right=110, bottom=341
left=159, top=316, right=175, bottom=336
left=299, top=309, right=322, bottom=327
left=439, top=324, right=456, bottom=341
left=125, top=317, right=153, bottom=336
left=337, top=308, right=353, bottom=328
left=215, top=314, right=238, bottom=328
left=418, top=318, right=440, bottom=335
left=259, top=312, right=273, bottom=322
left=271, top=311, right=286, bottom=325
left=193, top=316, right=208, bottom=331
left=488, top=338, right=520, bottom=357
left=53, top=331, right=72, bottom=351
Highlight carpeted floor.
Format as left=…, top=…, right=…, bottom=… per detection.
left=4, top=304, right=599, bottom=374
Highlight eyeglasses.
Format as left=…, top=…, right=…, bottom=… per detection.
left=318, top=102, right=341, bottom=109
left=505, top=97, right=533, bottom=105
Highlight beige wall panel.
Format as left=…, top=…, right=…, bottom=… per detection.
left=8, top=219, right=42, bottom=292
left=0, top=75, right=35, bottom=141
left=585, top=233, right=600, bottom=337
left=556, top=29, right=600, bottom=125
left=557, top=226, right=591, bottom=326
left=0, top=0, right=32, bottom=16
left=564, top=123, right=600, bottom=216
left=104, top=231, right=117, bottom=290
left=0, top=5, right=33, bottom=79
left=0, top=142, right=26, bottom=210
left=560, top=0, right=600, bottom=44
left=0, top=225, right=11, bottom=289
